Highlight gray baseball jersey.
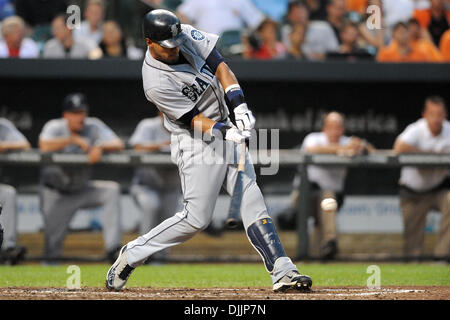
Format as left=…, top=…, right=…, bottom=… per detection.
left=39, top=117, right=120, bottom=192
left=0, top=118, right=28, bottom=144
left=142, top=24, right=229, bottom=134
left=129, top=116, right=179, bottom=190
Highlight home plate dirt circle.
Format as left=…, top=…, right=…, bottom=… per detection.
left=0, top=286, right=448, bottom=300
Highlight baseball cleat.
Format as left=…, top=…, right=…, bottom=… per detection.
left=273, top=270, right=312, bottom=292
left=106, top=245, right=135, bottom=291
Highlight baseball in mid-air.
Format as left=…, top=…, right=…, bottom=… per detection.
left=321, top=198, right=338, bottom=212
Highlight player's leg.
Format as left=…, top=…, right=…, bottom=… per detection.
left=0, top=184, right=26, bottom=264
left=40, top=187, right=82, bottom=261
left=79, top=180, right=122, bottom=260
left=130, top=184, right=162, bottom=235
left=400, top=191, right=431, bottom=258
left=106, top=135, right=228, bottom=290
left=0, top=184, right=17, bottom=250
left=433, top=189, right=450, bottom=258
left=224, top=143, right=311, bottom=291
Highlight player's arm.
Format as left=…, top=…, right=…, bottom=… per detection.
left=0, top=140, right=31, bottom=152
left=133, top=141, right=170, bottom=152
left=96, top=139, right=124, bottom=152
left=185, top=113, right=248, bottom=144
left=206, top=49, right=255, bottom=131
left=39, top=136, right=89, bottom=152
left=393, top=138, right=425, bottom=154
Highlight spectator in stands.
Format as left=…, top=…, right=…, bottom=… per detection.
left=243, top=18, right=287, bottom=60
left=252, top=0, right=290, bottom=22
left=302, top=0, right=346, bottom=60
left=393, top=96, right=450, bottom=261
left=286, top=23, right=307, bottom=59
left=98, top=20, right=143, bottom=60
left=38, top=93, right=124, bottom=263
left=43, top=14, right=99, bottom=59
left=281, top=0, right=310, bottom=48
left=408, top=18, right=443, bottom=61
left=128, top=113, right=182, bottom=263
left=326, top=20, right=372, bottom=60
left=176, top=0, right=265, bottom=37
left=0, top=16, right=39, bottom=58
left=376, top=22, right=432, bottom=62
left=278, top=112, right=374, bottom=260
left=73, top=0, right=105, bottom=46
left=14, top=0, right=68, bottom=43
left=325, top=0, right=347, bottom=43
left=0, top=0, right=15, bottom=22
left=413, top=0, right=450, bottom=47
left=0, top=118, right=30, bottom=265
left=346, top=0, right=367, bottom=15
left=383, top=0, right=415, bottom=31
left=304, top=0, right=328, bottom=20
left=440, top=28, right=450, bottom=60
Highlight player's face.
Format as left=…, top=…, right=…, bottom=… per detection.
left=323, top=120, right=344, bottom=144
left=64, top=110, right=87, bottom=133
left=423, top=102, right=446, bottom=136
left=147, top=39, right=180, bottom=64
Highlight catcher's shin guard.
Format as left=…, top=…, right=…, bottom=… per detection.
left=246, top=217, right=287, bottom=273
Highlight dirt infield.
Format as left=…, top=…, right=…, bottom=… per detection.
left=0, top=286, right=448, bottom=300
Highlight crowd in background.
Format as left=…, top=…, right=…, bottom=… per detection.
left=0, top=0, right=449, bottom=62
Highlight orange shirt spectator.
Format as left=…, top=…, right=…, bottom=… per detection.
left=377, top=22, right=432, bottom=62
left=377, top=41, right=431, bottom=62
left=346, top=0, right=367, bottom=14
left=408, top=18, right=443, bottom=62
left=440, top=29, right=450, bottom=61
left=412, top=0, right=450, bottom=46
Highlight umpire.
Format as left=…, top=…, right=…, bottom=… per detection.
left=39, top=93, right=124, bottom=262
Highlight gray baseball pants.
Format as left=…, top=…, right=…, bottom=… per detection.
left=40, top=180, right=122, bottom=259
left=125, top=133, right=298, bottom=284
left=0, top=184, right=18, bottom=250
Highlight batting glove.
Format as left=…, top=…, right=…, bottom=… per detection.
left=225, top=127, right=251, bottom=143
left=234, top=104, right=256, bottom=131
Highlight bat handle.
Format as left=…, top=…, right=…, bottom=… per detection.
left=238, top=141, right=246, bottom=172
left=225, top=218, right=239, bottom=228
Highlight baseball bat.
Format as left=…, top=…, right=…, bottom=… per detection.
left=225, top=142, right=246, bottom=228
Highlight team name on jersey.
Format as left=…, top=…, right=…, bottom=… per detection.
left=182, top=77, right=210, bottom=102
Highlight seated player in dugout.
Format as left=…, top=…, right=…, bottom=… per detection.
left=38, top=93, right=124, bottom=263
left=0, top=118, right=30, bottom=265
left=277, top=112, right=375, bottom=260
left=106, top=9, right=313, bottom=293
left=394, top=96, right=450, bottom=261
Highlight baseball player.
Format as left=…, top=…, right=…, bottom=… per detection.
left=39, top=93, right=124, bottom=262
left=394, top=96, right=450, bottom=260
left=0, top=118, right=30, bottom=264
left=107, top=9, right=312, bottom=292
left=296, top=112, right=373, bottom=260
left=129, top=112, right=182, bottom=262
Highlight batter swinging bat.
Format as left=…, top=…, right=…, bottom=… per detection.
left=226, top=142, right=246, bottom=228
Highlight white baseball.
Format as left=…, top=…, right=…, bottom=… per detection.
left=321, top=198, right=338, bottom=212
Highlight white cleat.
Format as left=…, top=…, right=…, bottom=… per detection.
left=106, top=245, right=135, bottom=291
left=273, top=270, right=312, bottom=292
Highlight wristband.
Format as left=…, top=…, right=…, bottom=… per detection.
left=225, top=84, right=246, bottom=110
left=210, top=122, right=231, bottom=139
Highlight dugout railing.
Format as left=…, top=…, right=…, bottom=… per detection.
left=1, top=150, right=449, bottom=260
